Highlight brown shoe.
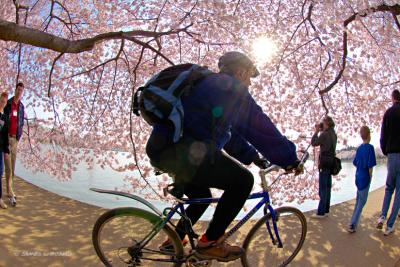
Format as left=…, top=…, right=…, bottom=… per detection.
left=195, top=238, right=243, bottom=262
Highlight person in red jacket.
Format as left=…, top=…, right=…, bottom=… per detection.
left=4, top=82, right=25, bottom=207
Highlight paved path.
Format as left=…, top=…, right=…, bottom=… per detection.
left=0, top=177, right=399, bottom=266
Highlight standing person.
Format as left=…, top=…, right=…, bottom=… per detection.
left=311, top=116, right=337, bottom=218
left=377, top=89, right=400, bottom=236
left=4, top=82, right=25, bottom=207
left=347, top=126, right=376, bottom=233
left=146, top=52, right=302, bottom=261
left=0, top=91, right=10, bottom=209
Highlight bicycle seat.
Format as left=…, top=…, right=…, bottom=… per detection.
left=260, top=164, right=280, bottom=174
left=163, top=183, right=185, bottom=200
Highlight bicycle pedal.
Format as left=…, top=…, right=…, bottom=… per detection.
left=186, top=255, right=212, bottom=267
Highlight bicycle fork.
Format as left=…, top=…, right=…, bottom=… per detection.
left=264, top=205, right=283, bottom=248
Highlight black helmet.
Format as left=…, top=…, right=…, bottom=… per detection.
left=218, top=51, right=260, bottom=77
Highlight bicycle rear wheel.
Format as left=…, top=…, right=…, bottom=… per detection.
left=92, top=207, right=184, bottom=267
left=241, top=206, right=307, bottom=267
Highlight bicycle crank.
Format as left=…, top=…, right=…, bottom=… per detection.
left=186, top=255, right=212, bottom=267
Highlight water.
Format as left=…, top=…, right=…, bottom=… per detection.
left=15, top=157, right=387, bottom=220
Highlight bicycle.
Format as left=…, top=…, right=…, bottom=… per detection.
left=91, top=152, right=309, bottom=267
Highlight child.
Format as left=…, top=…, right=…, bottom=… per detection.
left=348, top=126, right=377, bottom=233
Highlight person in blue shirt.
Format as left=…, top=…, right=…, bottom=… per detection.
left=348, top=126, right=376, bottom=233
left=146, top=52, right=302, bottom=262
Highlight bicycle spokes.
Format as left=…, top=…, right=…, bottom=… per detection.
left=242, top=207, right=307, bottom=267
left=95, top=211, right=183, bottom=266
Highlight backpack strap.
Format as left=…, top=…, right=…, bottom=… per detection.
left=168, top=65, right=213, bottom=97
left=132, top=87, right=144, bottom=117
left=168, top=104, right=184, bottom=142
left=167, top=65, right=196, bottom=95
left=329, top=130, right=337, bottom=156
left=165, top=65, right=212, bottom=142
left=133, top=64, right=213, bottom=142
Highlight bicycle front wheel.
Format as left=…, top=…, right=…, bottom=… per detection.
left=92, top=207, right=184, bottom=267
left=241, top=206, right=307, bottom=267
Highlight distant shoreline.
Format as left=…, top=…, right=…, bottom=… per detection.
left=337, top=147, right=386, bottom=161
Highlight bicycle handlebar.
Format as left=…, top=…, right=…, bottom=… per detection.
left=299, top=150, right=310, bottom=164
left=258, top=150, right=310, bottom=192
left=259, top=150, right=309, bottom=173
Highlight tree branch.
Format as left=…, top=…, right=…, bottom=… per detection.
left=13, top=0, right=29, bottom=83
left=393, top=13, right=400, bottom=31
left=320, top=94, right=329, bottom=115
left=0, top=19, right=193, bottom=54
left=67, top=40, right=125, bottom=79
left=319, top=3, right=400, bottom=95
left=48, top=52, right=64, bottom=97
left=233, top=0, right=241, bottom=16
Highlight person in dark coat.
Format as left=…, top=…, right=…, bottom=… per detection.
left=377, top=89, right=400, bottom=236
left=311, top=116, right=337, bottom=218
left=0, top=91, right=10, bottom=209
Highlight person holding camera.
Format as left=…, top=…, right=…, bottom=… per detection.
left=311, top=116, right=337, bottom=218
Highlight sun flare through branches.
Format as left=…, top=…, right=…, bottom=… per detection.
left=251, top=36, right=278, bottom=65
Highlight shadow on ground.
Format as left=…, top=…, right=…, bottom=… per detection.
left=0, top=177, right=399, bottom=266
left=292, top=196, right=400, bottom=267
left=212, top=186, right=400, bottom=267
left=0, top=177, right=105, bottom=267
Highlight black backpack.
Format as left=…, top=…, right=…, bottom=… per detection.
left=133, top=64, right=213, bottom=142
left=330, top=131, right=341, bottom=175
left=331, top=157, right=342, bottom=176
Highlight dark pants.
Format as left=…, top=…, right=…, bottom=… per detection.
left=147, top=135, right=254, bottom=241
left=317, top=169, right=332, bottom=215
left=0, top=152, right=3, bottom=199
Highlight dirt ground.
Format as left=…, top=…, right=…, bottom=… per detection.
left=0, top=176, right=399, bottom=267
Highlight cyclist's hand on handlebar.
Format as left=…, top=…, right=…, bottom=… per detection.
left=253, top=155, right=269, bottom=169
left=285, top=160, right=304, bottom=176
left=294, top=164, right=304, bottom=176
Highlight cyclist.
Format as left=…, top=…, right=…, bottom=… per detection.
left=146, top=51, right=301, bottom=262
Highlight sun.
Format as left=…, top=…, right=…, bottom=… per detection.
left=252, top=36, right=278, bottom=64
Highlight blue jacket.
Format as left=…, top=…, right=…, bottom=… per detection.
left=150, top=73, right=297, bottom=168
left=353, top=143, right=376, bottom=190
left=4, top=98, right=25, bottom=141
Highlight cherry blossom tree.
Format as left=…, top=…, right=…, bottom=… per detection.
left=0, top=0, right=399, bottom=202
